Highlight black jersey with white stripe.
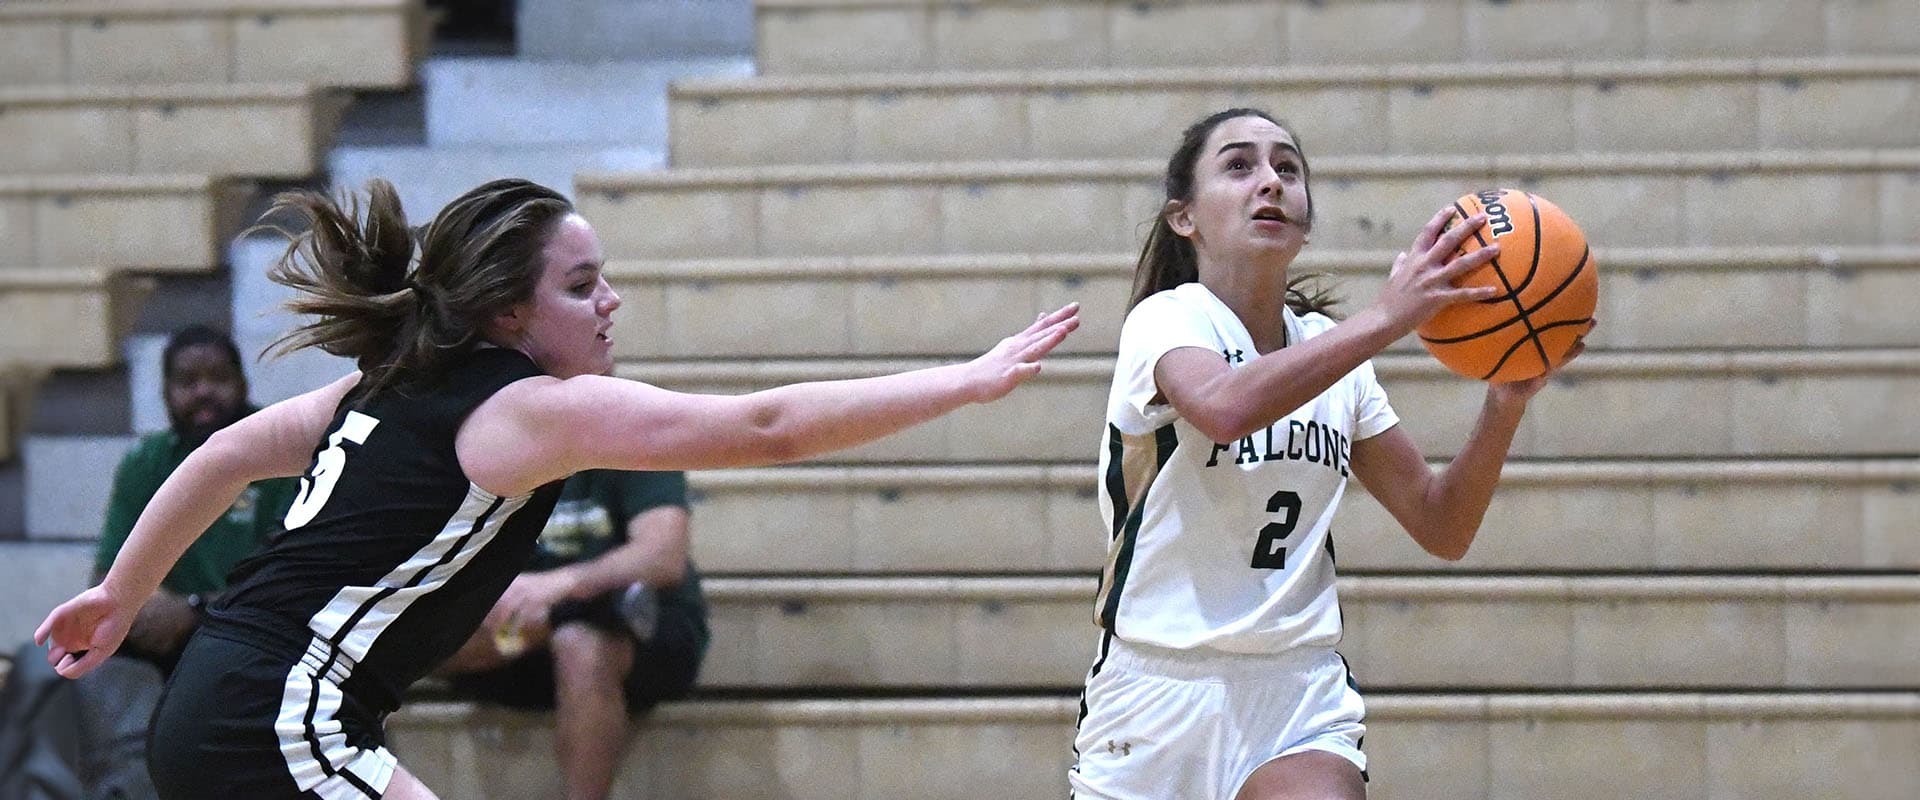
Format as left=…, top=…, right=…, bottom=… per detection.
left=210, top=347, right=564, bottom=713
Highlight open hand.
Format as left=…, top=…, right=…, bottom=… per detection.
left=34, top=584, right=140, bottom=679
left=965, top=302, right=1081, bottom=403
left=1379, top=208, right=1505, bottom=330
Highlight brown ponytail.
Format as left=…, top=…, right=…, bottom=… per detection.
left=254, top=177, right=573, bottom=397
left=1129, top=108, right=1340, bottom=318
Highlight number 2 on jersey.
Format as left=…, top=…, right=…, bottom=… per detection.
left=284, top=411, right=380, bottom=530
left=1250, top=490, right=1301, bottom=569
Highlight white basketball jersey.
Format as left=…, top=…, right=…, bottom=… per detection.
left=1094, top=283, right=1399, bottom=654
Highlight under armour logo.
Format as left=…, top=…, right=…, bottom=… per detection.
left=1104, top=739, right=1132, bottom=757
left=1223, top=349, right=1246, bottom=364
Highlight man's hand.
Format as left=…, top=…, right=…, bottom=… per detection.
left=483, top=570, right=581, bottom=643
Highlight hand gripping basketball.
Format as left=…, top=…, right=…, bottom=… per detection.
left=1413, top=190, right=1599, bottom=382
left=1382, top=209, right=1505, bottom=329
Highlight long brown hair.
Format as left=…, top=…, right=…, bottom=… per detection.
left=1128, top=107, right=1339, bottom=316
left=254, top=178, right=574, bottom=398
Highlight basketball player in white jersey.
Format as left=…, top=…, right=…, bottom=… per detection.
left=1070, top=109, right=1591, bottom=800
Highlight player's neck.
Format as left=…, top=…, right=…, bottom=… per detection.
left=1198, top=264, right=1290, bottom=354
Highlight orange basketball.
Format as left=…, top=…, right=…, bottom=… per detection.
left=1416, top=189, right=1598, bottom=382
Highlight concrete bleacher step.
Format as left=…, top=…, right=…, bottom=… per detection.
left=573, top=150, right=1920, bottom=259
left=328, top=143, right=664, bottom=223
left=753, top=0, right=1920, bottom=75
left=0, top=270, right=154, bottom=369
left=670, top=57, right=1920, bottom=166
left=227, top=231, right=360, bottom=408
left=0, top=84, right=332, bottom=177
left=420, top=55, right=751, bottom=150
left=0, top=0, right=426, bottom=89
left=604, top=245, right=1920, bottom=359
left=683, top=458, right=1920, bottom=575
left=18, top=435, right=138, bottom=544
left=0, top=173, right=246, bottom=270
left=517, top=0, right=754, bottom=62
left=616, top=349, right=1920, bottom=462
left=0, top=539, right=93, bottom=645
left=6, top=457, right=1912, bottom=638
left=388, top=692, right=1920, bottom=800
left=692, top=575, right=1920, bottom=690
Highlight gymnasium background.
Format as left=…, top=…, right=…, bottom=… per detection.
left=1, top=1, right=1915, bottom=797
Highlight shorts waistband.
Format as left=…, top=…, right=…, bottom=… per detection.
left=1102, top=635, right=1337, bottom=684
left=201, top=607, right=358, bottom=681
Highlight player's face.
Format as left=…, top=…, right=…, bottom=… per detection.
left=1171, top=116, right=1311, bottom=267
left=510, top=213, right=622, bottom=379
left=165, top=343, right=246, bottom=446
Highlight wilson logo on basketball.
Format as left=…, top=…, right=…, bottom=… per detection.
left=1474, top=189, right=1515, bottom=237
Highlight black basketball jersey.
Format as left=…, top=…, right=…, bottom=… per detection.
left=210, top=347, right=563, bottom=714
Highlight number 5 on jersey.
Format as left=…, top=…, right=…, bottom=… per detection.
left=1251, top=490, right=1301, bottom=569
left=284, top=411, right=380, bottom=530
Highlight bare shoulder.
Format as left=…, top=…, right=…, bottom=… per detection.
left=473, top=373, right=655, bottom=426
left=458, top=374, right=655, bottom=494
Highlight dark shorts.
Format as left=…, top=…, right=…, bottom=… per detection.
left=149, top=629, right=396, bottom=799
left=446, top=597, right=705, bottom=714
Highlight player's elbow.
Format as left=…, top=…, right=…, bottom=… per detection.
left=1185, top=404, right=1266, bottom=445
left=1411, top=525, right=1474, bottom=561
left=1425, top=539, right=1472, bottom=562
left=742, top=398, right=805, bottom=463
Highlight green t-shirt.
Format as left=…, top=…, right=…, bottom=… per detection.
left=534, top=469, right=708, bottom=651
left=95, top=422, right=299, bottom=596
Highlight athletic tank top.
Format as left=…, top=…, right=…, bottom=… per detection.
left=1094, top=283, right=1400, bottom=654
left=211, top=347, right=564, bottom=713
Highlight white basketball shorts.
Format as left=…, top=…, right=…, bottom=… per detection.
left=1069, top=636, right=1367, bottom=800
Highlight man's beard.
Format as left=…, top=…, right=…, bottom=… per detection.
left=169, top=404, right=244, bottom=448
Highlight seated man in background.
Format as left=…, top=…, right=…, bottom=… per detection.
left=438, top=467, right=709, bottom=800
left=83, top=324, right=298, bottom=799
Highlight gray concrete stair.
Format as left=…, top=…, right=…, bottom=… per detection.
left=518, top=0, right=754, bottom=61
left=680, top=458, right=1920, bottom=575
left=387, top=692, right=1920, bottom=800
left=615, top=350, right=1920, bottom=462
left=691, top=574, right=1920, bottom=690
left=421, top=56, right=751, bottom=148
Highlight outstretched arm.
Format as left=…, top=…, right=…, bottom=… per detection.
left=36, top=371, right=361, bottom=678
left=463, top=304, right=1081, bottom=495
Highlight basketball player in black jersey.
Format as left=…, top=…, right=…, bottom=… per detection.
left=35, top=178, right=1081, bottom=800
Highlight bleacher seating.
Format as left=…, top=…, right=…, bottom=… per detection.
left=0, top=0, right=425, bottom=89
left=600, top=245, right=1920, bottom=358
left=679, top=458, right=1920, bottom=574
left=574, top=150, right=1920, bottom=260
left=389, top=692, right=1920, bottom=800
left=667, top=57, right=1920, bottom=166
left=0, top=83, right=332, bottom=177
left=750, top=0, right=1920, bottom=73
left=0, top=0, right=423, bottom=455
left=0, top=270, right=155, bottom=369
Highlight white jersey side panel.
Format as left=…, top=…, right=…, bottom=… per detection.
left=1094, top=283, right=1399, bottom=654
